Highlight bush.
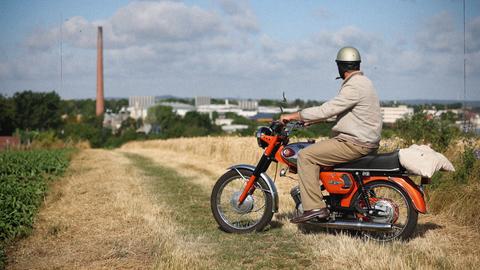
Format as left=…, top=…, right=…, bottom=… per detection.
left=427, top=146, right=480, bottom=229
left=395, top=113, right=460, bottom=151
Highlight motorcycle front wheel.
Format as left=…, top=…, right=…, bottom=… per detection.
left=211, top=169, right=274, bottom=233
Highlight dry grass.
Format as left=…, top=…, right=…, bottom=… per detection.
left=122, top=137, right=480, bottom=269
left=6, top=137, right=480, bottom=269
left=121, top=138, right=299, bottom=212
left=6, top=149, right=211, bottom=269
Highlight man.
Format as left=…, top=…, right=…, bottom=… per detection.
left=280, top=47, right=382, bottom=224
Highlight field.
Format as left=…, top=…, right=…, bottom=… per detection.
left=0, top=149, right=72, bottom=269
left=4, top=137, right=480, bottom=269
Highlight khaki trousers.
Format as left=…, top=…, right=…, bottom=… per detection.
left=297, top=138, right=375, bottom=211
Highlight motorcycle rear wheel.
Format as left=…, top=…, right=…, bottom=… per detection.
left=355, top=181, right=418, bottom=241
left=211, top=169, right=274, bottom=233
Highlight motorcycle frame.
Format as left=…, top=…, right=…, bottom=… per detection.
left=237, top=133, right=427, bottom=215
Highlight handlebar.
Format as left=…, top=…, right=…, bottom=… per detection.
left=269, top=120, right=305, bottom=136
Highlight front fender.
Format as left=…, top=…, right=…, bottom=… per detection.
left=228, top=164, right=279, bottom=213
left=363, top=176, right=427, bottom=214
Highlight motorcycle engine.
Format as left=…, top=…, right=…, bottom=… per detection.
left=290, top=186, right=303, bottom=214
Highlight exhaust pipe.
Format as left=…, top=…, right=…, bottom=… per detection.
left=309, top=220, right=393, bottom=231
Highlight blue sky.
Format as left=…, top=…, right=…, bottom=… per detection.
left=0, top=0, right=479, bottom=101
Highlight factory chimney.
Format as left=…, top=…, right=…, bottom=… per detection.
left=96, top=26, right=104, bottom=116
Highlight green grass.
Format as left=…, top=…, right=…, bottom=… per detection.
left=124, top=153, right=313, bottom=269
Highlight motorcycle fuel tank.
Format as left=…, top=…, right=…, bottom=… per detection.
left=280, top=142, right=314, bottom=165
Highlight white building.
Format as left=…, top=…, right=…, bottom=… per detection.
left=381, top=105, right=414, bottom=124
left=196, top=102, right=242, bottom=115
left=195, top=96, right=211, bottom=107
left=159, top=102, right=195, bottom=117
left=239, top=100, right=258, bottom=110
left=103, top=109, right=130, bottom=134
left=221, top=124, right=249, bottom=133
left=423, top=109, right=462, bottom=118
left=257, top=106, right=300, bottom=114
left=129, top=96, right=155, bottom=109
left=127, top=107, right=149, bottom=120
left=215, top=118, right=234, bottom=126
left=128, top=96, right=157, bottom=120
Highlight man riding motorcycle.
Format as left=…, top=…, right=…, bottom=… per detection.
left=280, top=46, right=382, bottom=224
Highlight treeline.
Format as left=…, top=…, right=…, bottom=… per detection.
left=0, top=91, right=127, bottom=136
left=0, top=91, right=134, bottom=148
left=0, top=90, right=473, bottom=150
left=0, top=91, right=227, bottom=148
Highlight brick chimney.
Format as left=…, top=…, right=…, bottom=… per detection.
left=96, top=26, right=104, bottom=116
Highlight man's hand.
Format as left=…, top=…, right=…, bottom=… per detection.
left=280, top=112, right=301, bottom=123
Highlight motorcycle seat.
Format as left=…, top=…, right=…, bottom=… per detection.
left=333, top=151, right=403, bottom=172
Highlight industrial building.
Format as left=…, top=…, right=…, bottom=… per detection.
left=381, top=105, right=414, bottom=125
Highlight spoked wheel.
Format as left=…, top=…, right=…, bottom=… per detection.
left=355, top=181, right=418, bottom=241
left=211, top=169, right=273, bottom=233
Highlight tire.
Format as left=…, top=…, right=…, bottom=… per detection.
left=355, top=181, right=418, bottom=241
left=211, top=169, right=274, bottom=233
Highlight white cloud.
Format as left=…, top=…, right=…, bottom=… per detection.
left=312, top=7, right=333, bottom=20
left=467, top=16, right=480, bottom=52
left=215, top=0, right=259, bottom=33
left=415, top=12, right=462, bottom=53
left=1, top=3, right=478, bottom=100
left=111, top=1, right=224, bottom=42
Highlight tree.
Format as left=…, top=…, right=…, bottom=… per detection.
left=147, top=105, right=179, bottom=129
left=13, top=91, right=62, bottom=130
left=182, top=111, right=222, bottom=137
left=0, top=95, right=16, bottom=135
left=60, top=99, right=95, bottom=118
left=105, top=98, right=128, bottom=112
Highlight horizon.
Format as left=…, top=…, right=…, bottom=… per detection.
left=1, top=0, right=479, bottom=101
left=6, top=91, right=480, bottom=103
left=65, top=94, right=480, bottom=104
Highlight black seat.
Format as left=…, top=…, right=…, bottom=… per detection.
left=333, top=151, right=402, bottom=172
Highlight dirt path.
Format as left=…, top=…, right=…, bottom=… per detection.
left=6, top=147, right=480, bottom=269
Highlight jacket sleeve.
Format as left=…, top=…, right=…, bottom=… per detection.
left=299, top=84, right=359, bottom=121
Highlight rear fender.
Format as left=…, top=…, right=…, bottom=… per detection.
left=363, top=176, right=427, bottom=214
left=228, top=164, right=279, bottom=213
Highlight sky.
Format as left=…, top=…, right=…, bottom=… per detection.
left=0, top=0, right=479, bottom=101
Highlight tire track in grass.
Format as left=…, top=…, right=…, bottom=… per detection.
left=124, top=152, right=314, bottom=269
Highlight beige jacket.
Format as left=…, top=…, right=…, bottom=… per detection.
left=300, top=71, right=382, bottom=148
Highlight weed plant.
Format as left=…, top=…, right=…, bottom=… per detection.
left=0, top=149, right=72, bottom=268
left=427, top=146, right=480, bottom=229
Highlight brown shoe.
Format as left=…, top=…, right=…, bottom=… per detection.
left=290, top=208, right=330, bottom=224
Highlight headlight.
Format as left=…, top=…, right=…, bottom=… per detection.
left=256, top=127, right=272, bottom=148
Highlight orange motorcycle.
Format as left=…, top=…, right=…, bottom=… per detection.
left=211, top=120, right=430, bottom=241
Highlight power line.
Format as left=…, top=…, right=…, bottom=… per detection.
left=462, top=0, right=467, bottom=132
left=60, top=13, right=63, bottom=94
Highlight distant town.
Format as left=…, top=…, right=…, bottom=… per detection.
left=102, top=95, right=480, bottom=135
